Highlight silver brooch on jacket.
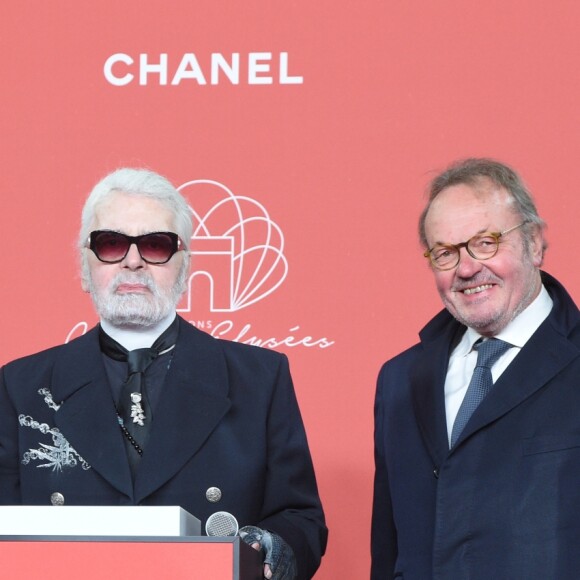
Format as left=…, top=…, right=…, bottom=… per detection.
left=130, top=393, right=146, bottom=426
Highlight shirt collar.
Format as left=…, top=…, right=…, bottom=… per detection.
left=458, top=284, right=553, bottom=355
left=494, top=284, right=553, bottom=348
left=100, top=312, right=177, bottom=351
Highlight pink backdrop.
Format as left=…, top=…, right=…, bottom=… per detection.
left=2, top=2, right=580, bottom=577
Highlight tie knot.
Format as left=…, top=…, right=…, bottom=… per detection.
left=127, top=348, right=157, bottom=375
left=474, top=338, right=511, bottom=369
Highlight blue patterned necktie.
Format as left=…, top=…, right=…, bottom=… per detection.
left=450, top=338, right=511, bottom=447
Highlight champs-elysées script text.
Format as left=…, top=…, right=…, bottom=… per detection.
left=66, top=321, right=334, bottom=350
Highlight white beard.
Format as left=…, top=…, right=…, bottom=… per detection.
left=88, top=266, right=187, bottom=329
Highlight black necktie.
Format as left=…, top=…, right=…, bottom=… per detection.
left=99, top=317, right=179, bottom=460
left=450, top=338, right=511, bottom=447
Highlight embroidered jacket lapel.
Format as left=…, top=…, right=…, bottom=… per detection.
left=134, top=318, right=232, bottom=503
left=50, top=327, right=133, bottom=499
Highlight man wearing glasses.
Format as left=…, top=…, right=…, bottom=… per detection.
left=0, top=168, right=327, bottom=580
left=371, top=158, right=580, bottom=579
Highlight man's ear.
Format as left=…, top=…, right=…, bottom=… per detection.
left=80, top=252, right=91, bottom=293
left=528, top=225, right=545, bottom=268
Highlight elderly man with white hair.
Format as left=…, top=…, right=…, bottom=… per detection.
left=0, top=168, right=327, bottom=580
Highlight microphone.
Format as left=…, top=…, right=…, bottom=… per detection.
left=205, top=511, right=239, bottom=536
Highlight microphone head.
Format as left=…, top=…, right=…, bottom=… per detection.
left=205, top=511, right=239, bottom=537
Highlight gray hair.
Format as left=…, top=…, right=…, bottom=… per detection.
left=79, top=168, right=193, bottom=287
left=79, top=168, right=193, bottom=249
left=418, top=158, right=546, bottom=256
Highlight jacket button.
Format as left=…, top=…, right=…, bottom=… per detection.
left=51, top=492, right=65, bottom=505
left=206, top=487, right=222, bottom=503
left=433, top=468, right=439, bottom=479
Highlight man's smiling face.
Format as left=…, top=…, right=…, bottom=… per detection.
left=424, top=178, right=543, bottom=336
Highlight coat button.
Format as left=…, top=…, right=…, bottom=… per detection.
left=433, top=468, right=439, bottom=479
left=206, top=487, right=222, bottom=503
left=51, top=492, right=65, bottom=505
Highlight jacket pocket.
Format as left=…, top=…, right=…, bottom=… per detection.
left=522, top=433, right=580, bottom=456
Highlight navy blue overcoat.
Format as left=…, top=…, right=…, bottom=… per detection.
left=372, top=272, right=580, bottom=579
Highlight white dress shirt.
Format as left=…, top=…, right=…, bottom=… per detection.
left=444, top=285, right=553, bottom=444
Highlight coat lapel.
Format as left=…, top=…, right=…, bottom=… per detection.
left=411, top=310, right=463, bottom=467
left=134, top=319, right=232, bottom=502
left=50, top=328, right=133, bottom=498
left=410, top=272, right=579, bottom=455
left=454, top=311, right=580, bottom=448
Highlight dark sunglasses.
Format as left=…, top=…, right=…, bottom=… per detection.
left=88, top=230, right=184, bottom=264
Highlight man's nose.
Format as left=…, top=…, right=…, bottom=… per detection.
left=455, top=246, right=483, bottom=277
left=122, top=243, right=146, bottom=269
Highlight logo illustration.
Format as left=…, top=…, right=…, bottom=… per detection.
left=65, top=178, right=334, bottom=349
left=177, top=180, right=288, bottom=313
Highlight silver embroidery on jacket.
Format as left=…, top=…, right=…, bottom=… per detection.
left=19, top=388, right=90, bottom=471
left=38, top=387, right=61, bottom=411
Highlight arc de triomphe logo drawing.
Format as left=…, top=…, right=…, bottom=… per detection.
left=177, top=179, right=288, bottom=313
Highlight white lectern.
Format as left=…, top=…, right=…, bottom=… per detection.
left=0, top=506, right=261, bottom=580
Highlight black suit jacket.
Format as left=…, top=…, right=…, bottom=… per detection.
left=0, top=316, right=327, bottom=579
left=371, top=272, right=580, bottom=579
